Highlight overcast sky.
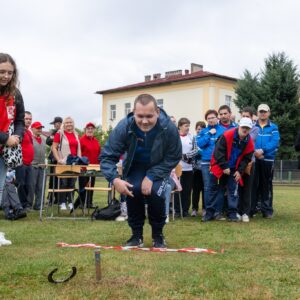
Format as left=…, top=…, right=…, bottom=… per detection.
left=2, top=0, right=300, bottom=129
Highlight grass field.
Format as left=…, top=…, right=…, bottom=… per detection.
left=0, top=185, right=300, bottom=300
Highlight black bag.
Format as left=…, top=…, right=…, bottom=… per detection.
left=91, top=199, right=121, bottom=220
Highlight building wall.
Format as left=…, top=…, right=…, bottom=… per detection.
left=101, top=78, right=237, bottom=133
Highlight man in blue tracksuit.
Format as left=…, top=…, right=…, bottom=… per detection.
left=251, top=104, right=280, bottom=218
left=100, top=94, right=182, bottom=248
left=196, top=109, right=225, bottom=217
left=218, top=105, right=237, bottom=131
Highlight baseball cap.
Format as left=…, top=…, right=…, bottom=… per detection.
left=85, top=122, right=96, bottom=128
left=257, top=104, right=270, bottom=112
left=239, top=117, right=253, bottom=129
left=31, top=121, right=44, bottom=129
left=50, top=116, right=63, bottom=124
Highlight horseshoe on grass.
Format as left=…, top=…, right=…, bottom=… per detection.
left=48, top=266, right=77, bottom=284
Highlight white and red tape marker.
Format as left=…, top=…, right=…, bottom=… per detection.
left=56, top=242, right=224, bottom=254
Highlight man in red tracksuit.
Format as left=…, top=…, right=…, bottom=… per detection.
left=202, top=117, right=254, bottom=222
left=79, top=122, right=101, bottom=208
left=15, top=111, right=34, bottom=210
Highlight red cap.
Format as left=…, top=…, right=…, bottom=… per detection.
left=85, top=122, right=96, bottom=128
left=31, top=122, right=44, bottom=129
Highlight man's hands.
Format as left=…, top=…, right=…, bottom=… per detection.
left=254, top=149, right=264, bottom=159
left=233, top=171, right=241, bottom=182
left=113, top=178, right=134, bottom=197
left=6, top=135, right=20, bottom=147
left=141, top=176, right=153, bottom=196
left=209, top=128, right=217, bottom=135
left=223, top=168, right=230, bottom=175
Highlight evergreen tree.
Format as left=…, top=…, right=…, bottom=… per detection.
left=235, top=52, right=300, bottom=159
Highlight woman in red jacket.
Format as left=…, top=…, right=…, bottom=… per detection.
left=79, top=122, right=101, bottom=208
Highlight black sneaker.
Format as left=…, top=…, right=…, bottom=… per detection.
left=125, top=235, right=144, bottom=247
left=152, top=234, right=167, bottom=248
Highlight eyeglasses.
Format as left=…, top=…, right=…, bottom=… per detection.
left=207, top=117, right=216, bottom=120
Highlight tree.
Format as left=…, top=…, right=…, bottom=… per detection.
left=235, top=52, right=300, bottom=159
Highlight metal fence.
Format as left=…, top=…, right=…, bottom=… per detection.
left=273, top=160, right=300, bottom=184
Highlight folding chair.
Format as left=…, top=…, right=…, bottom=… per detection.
left=45, top=165, right=81, bottom=220
left=170, top=164, right=183, bottom=220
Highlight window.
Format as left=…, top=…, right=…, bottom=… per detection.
left=225, top=95, right=232, bottom=107
left=157, top=99, right=164, bottom=108
left=110, top=104, right=116, bottom=120
left=124, top=103, right=131, bottom=116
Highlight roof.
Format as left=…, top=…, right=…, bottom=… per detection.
left=96, top=70, right=237, bottom=94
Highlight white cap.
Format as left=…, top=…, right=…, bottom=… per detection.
left=257, top=104, right=270, bottom=112
left=239, top=117, right=253, bottom=129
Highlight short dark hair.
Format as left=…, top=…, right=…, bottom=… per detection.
left=205, top=109, right=218, bottom=120
left=134, top=94, right=158, bottom=110
left=218, top=105, right=231, bottom=114
left=25, top=111, right=32, bottom=115
left=178, top=117, right=190, bottom=128
left=195, top=121, right=206, bottom=129
left=241, top=106, right=254, bottom=117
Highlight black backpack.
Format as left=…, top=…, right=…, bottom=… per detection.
left=91, top=199, right=121, bottom=220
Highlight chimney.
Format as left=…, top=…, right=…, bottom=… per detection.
left=191, top=63, right=203, bottom=73
left=153, top=73, right=161, bottom=80
left=165, top=69, right=183, bottom=78
left=145, top=75, right=151, bottom=82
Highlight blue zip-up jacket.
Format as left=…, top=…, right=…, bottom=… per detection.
left=100, top=108, right=182, bottom=183
left=196, top=124, right=225, bottom=161
left=219, top=121, right=237, bottom=131
left=254, top=120, right=280, bottom=161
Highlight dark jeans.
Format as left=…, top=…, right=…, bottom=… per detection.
left=238, top=163, right=255, bottom=216
left=79, top=176, right=95, bottom=207
left=192, top=168, right=204, bottom=211
left=58, top=177, right=77, bottom=204
left=251, top=159, right=274, bottom=216
left=15, top=165, right=34, bottom=208
left=126, top=165, right=167, bottom=238
left=206, top=171, right=238, bottom=219
left=175, top=170, right=193, bottom=215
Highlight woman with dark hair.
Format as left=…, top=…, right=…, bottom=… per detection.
left=191, top=121, right=206, bottom=217
left=175, top=117, right=198, bottom=217
left=0, top=53, right=25, bottom=245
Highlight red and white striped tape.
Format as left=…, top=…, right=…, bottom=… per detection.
left=56, top=242, right=223, bottom=254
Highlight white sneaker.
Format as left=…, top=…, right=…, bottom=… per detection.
left=68, top=203, right=73, bottom=210
left=237, top=213, right=242, bottom=221
left=60, top=203, right=67, bottom=210
left=165, top=215, right=169, bottom=223
left=241, top=214, right=250, bottom=223
left=191, top=210, right=197, bottom=217
left=0, top=232, right=12, bottom=246
left=115, top=214, right=128, bottom=221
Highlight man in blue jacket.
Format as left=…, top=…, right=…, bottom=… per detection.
left=100, top=94, right=182, bottom=248
left=196, top=109, right=225, bottom=217
left=251, top=104, right=280, bottom=218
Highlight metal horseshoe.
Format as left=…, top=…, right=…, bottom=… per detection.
left=48, top=266, right=77, bottom=284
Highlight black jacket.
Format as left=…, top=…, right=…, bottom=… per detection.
left=0, top=89, right=25, bottom=145
left=100, top=108, right=182, bottom=183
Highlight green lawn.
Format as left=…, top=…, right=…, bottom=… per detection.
left=0, top=186, right=300, bottom=300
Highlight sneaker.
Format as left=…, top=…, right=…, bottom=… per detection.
left=68, top=203, right=73, bottom=210
left=165, top=215, right=169, bottom=223
left=237, top=213, right=242, bottom=221
left=59, top=203, right=67, bottom=210
left=202, top=215, right=214, bottom=222
left=241, top=214, right=250, bottom=222
left=214, top=213, right=226, bottom=221
left=115, top=215, right=128, bottom=222
left=152, top=234, right=167, bottom=248
left=191, top=210, right=197, bottom=217
left=125, top=235, right=144, bottom=247
left=228, top=214, right=239, bottom=222
left=0, top=232, right=12, bottom=246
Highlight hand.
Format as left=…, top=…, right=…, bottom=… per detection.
left=6, top=135, right=19, bottom=147
left=141, top=176, right=153, bottom=196
left=223, top=168, right=230, bottom=175
left=209, top=128, right=217, bottom=135
left=113, top=178, right=134, bottom=197
left=58, top=159, right=65, bottom=165
left=254, top=149, right=264, bottom=159
left=233, top=171, right=241, bottom=182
